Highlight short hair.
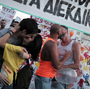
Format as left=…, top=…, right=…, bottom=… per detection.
left=19, top=18, right=41, bottom=34
left=50, top=24, right=61, bottom=34
left=61, top=25, right=68, bottom=30
left=1, top=19, right=6, bottom=23
left=1, top=19, right=6, bottom=21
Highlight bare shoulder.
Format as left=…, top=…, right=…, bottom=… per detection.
left=46, top=40, right=56, bottom=48
left=72, top=40, right=80, bottom=51
left=73, top=40, right=79, bottom=46
left=41, top=40, right=57, bottom=61
left=45, top=40, right=57, bottom=52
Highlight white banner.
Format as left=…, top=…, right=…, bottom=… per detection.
left=0, top=0, right=90, bottom=34
left=0, top=6, right=16, bottom=28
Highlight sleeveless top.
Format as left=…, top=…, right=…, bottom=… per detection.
left=35, top=38, right=57, bottom=78
left=58, top=40, right=74, bottom=65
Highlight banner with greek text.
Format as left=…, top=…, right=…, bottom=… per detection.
left=0, top=0, right=90, bottom=34
left=0, top=6, right=16, bottom=28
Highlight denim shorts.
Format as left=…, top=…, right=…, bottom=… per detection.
left=35, top=75, right=52, bottom=89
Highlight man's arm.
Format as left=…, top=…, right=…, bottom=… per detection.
left=61, top=41, right=80, bottom=69
left=0, top=32, right=11, bottom=48
left=0, top=28, right=11, bottom=85
left=48, top=41, right=71, bottom=69
left=0, top=24, right=20, bottom=48
left=0, top=28, right=10, bottom=38
left=0, top=25, right=19, bottom=85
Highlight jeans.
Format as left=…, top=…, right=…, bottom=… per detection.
left=0, top=83, right=13, bottom=89
left=35, top=75, right=52, bottom=89
left=51, top=81, right=69, bottom=89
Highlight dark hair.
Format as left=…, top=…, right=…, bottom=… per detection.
left=1, top=19, right=6, bottom=22
left=23, top=34, right=42, bottom=61
left=61, top=25, right=68, bottom=30
left=19, top=18, right=41, bottom=34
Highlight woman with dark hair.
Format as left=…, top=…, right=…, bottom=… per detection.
left=23, top=34, right=42, bottom=61
left=0, top=20, right=42, bottom=89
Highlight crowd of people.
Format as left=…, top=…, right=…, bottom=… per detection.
left=0, top=18, right=80, bottom=89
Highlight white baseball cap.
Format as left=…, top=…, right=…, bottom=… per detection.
left=14, top=16, right=21, bottom=23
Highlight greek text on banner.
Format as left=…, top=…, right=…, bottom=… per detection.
left=0, top=0, right=90, bottom=34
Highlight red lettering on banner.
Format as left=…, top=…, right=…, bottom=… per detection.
left=35, top=17, right=39, bottom=22
left=39, top=19, right=43, bottom=23
left=32, top=16, right=53, bottom=26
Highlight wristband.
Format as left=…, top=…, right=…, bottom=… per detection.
left=28, top=54, right=32, bottom=59
left=11, top=28, right=16, bottom=33
left=8, top=30, right=14, bottom=36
